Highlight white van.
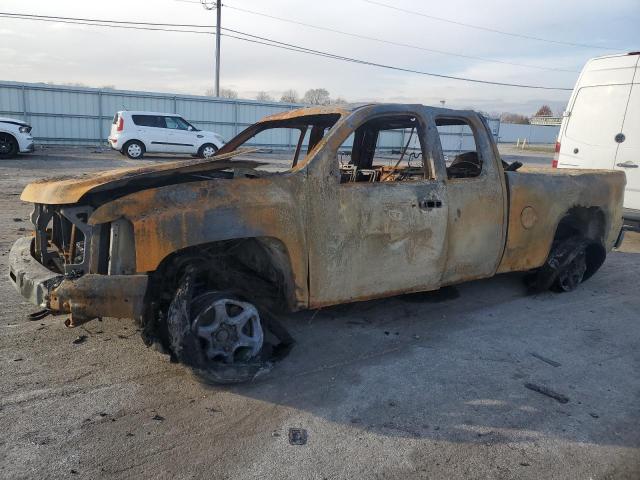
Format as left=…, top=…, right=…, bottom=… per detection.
left=555, top=52, right=639, bottom=229
left=108, top=111, right=225, bottom=160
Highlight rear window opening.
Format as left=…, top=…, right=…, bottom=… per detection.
left=436, top=118, right=482, bottom=179
left=216, top=113, right=342, bottom=173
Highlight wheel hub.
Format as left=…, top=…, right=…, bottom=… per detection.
left=128, top=144, right=141, bottom=157
left=557, top=249, right=587, bottom=291
left=191, top=294, right=263, bottom=363
left=0, top=136, right=10, bottom=153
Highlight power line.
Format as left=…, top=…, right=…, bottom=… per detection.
left=0, top=12, right=572, bottom=90
left=0, top=11, right=213, bottom=28
left=364, top=0, right=620, bottom=51
left=220, top=29, right=571, bottom=91
left=223, top=4, right=577, bottom=73
left=0, top=13, right=212, bottom=34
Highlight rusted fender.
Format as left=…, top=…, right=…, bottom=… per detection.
left=498, top=167, right=625, bottom=273
left=88, top=175, right=309, bottom=306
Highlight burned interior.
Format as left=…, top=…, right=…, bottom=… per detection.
left=338, top=114, right=429, bottom=183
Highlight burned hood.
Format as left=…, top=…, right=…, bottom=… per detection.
left=20, top=149, right=265, bottom=205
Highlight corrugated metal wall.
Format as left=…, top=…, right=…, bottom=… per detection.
left=498, top=123, right=560, bottom=144
left=0, top=81, right=302, bottom=146
left=1, top=81, right=523, bottom=150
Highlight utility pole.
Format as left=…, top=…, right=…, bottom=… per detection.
left=215, top=0, right=221, bottom=97
left=202, top=0, right=221, bottom=97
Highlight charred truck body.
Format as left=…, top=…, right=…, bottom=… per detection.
left=9, top=104, right=625, bottom=381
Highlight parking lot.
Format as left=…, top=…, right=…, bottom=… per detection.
left=1, top=146, right=639, bottom=479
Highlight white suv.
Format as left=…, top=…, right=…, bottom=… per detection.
left=0, top=117, right=35, bottom=159
left=108, top=111, right=225, bottom=159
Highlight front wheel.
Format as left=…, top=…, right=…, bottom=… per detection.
left=166, top=270, right=270, bottom=383
left=123, top=140, right=144, bottom=159
left=198, top=143, right=218, bottom=159
left=0, top=133, right=18, bottom=159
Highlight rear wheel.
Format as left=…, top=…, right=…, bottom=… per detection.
left=528, top=236, right=595, bottom=292
left=123, top=140, right=144, bottom=159
left=0, top=133, right=18, bottom=159
left=552, top=246, right=587, bottom=292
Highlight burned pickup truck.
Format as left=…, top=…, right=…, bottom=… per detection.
left=9, top=104, right=625, bottom=381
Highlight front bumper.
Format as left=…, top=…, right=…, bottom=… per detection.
left=9, top=236, right=148, bottom=325
left=16, top=134, right=34, bottom=153
left=20, top=142, right=35, bottom=153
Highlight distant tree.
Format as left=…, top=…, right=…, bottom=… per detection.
left=280, top=89, right=299, bottom=103
left=205, top=87, right=238, bottom=99
left=58, top=82, right=88, bottom=87
left=331, top=97, right=348, bottom=105
left=219, top=88, right=238, bottom=99
left=500, top=112, right=530, bottom=124
left=302, top=88, right=330, bottom=105
left=534, top=104, right=553, bottom=117
left=256, top=91, right=273, bottom=102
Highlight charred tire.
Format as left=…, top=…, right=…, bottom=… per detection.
left=165, top=269, right=272, bottom=383
left=551, top=246, right=587, bottom=292
left=0, top=133, right=18, bottom=159
left=123, top=140, right=145, bottom=159
left=198, top=143, right=218, bottom=159
left=529, top=236, right=603, bottom=293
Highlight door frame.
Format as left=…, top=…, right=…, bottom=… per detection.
left=304, top=105, right=451, bottom=307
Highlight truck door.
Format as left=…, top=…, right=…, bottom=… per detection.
left=305, top=107, right=449, bottom=307
left=614, top=82, right=640, bottom=211
left=435, top=114, right=507, bottom=285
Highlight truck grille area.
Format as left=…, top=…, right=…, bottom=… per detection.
left=31, top=204, right=107, bottom=276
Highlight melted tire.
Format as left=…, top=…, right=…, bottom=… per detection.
left=165, top=267, right=293, bottom=384
left=530, top=236, right=591, bottom=293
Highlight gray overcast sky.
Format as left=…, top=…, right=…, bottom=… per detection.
left=0, top=0, right=638, bottom=115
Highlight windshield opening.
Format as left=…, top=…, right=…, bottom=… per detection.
left=216, top=113, right=342, bottom=173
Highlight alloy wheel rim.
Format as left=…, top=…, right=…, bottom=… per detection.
left=191, top=294, right=263, bottom=364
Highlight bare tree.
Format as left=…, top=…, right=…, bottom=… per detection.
left=256, top=91, right=273, bottom=102
left=500, top=112, right=530, bottom=124
left=205, top=87, right=238, bottom=99
left=280, top=89, right=299, bottom=103
left=302, top=88, right=330, bottom=105
left=534, top=105, right=553, bottom=117
left=331, top=97, right=348, bottom=105
left=56, top=81, right=88, bottom=87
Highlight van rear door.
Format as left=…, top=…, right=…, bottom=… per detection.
left=559, top=84, right=631, bottom=168
left=614, top=83, right=640, bottom=210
